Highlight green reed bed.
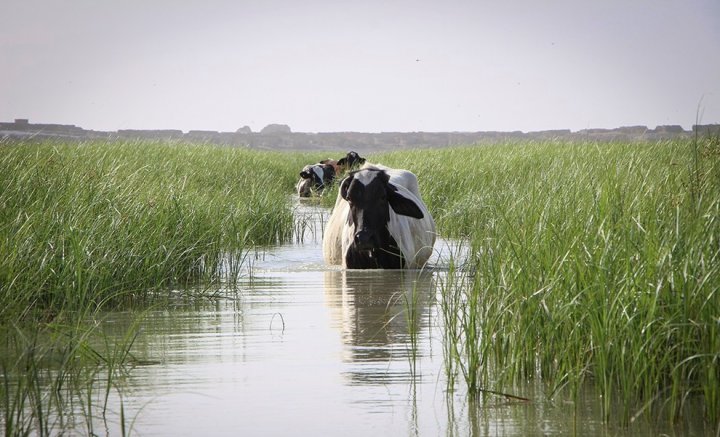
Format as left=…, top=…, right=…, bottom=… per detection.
left=0, top=139, right=309, bottom=320
left=0, top=139, right=313, bottom=435
left=379, top=138, right=719, bottom=429
left=1, top=319, right=141, bottom=436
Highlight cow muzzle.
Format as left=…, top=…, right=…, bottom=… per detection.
left=353, top=230, right=377, bottom=251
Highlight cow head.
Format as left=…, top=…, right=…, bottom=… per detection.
left=299, top=164, right=319, bottom=181
left=298, top=163, right=336, bottom=197
left=340, top=168, right=423, bottom=268
left=337, top=151, right=366, bottom=172
left=296, top=177, right=313, bottom=197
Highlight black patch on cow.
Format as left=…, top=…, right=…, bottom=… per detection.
left=337, top=151, right=366, bottom=171
left=345, top=234, right=404, bottom=269
left=340, top=168, right=423, bottom=269
left=320, top=164, right=335, bottom=188
left=385, top=182, right=424, bottom=219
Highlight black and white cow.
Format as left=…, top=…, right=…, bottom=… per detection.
left=323, top=164, right=435, bottom=269
left=296, top=163, right=336, bottom=197
left=336, top=151, right=366, bottom=172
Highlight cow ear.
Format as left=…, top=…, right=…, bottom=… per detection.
left=387, top=184, right=424, bottom=219
left=340, top=176, right=353, bottom=200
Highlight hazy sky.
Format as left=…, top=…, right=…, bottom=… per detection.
left=1, top=0, right=719, bottom=133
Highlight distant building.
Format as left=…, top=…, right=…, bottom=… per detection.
left=617, top=125, right=648, bottom=134
left=654, top=125, right=685, bottom=133
left=693, top=124, right=720, bottom=135
left=260, top=124, right=292, bottom=134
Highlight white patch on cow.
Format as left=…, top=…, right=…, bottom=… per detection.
left=323, top=191, right=351, bottom=264
left=362, top=163, right=421, bottom=198
left=352, top=168, right=379, bottom=186
left=296, top=177, right=312, bottom=197
left=311, top=165, right=324, bottom=183
left=386, top=182, right=435, bottom=268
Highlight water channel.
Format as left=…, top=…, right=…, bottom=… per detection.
left=90, top=200, right=707, bottom=436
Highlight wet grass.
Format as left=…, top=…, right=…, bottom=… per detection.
left=1, top=319, right=140, bottom=436
left=0, top=139, right=316, bottom=320
left=376, top=138, right=720, bottom=430
left=0, top=138, right=321, bottom=435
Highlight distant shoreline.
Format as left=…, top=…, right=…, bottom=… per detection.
left=2, top=119, right=719, bottom=151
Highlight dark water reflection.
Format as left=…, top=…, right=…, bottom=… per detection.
left=92, top=201, right=709, bottom=436
left=324, top=270, right=434, bottom=383
left=108, top=270, right=445, bottom=435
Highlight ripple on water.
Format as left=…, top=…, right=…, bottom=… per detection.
left=92, top=200, right=694, bottom=436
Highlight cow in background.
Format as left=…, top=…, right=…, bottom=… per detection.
left=318, top=159, right=341, bottom=176
left=296, top=163, right=336, bottom=197
left=295, top=151, right=366, bottom=198
left=336, top=151, right=366, bottom=173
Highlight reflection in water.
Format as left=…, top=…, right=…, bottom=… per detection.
left=323, top=270, right=435, bottom=385
left=98, top=268, right=448, bottom=436
left=25, top=200, right=708, bottom=436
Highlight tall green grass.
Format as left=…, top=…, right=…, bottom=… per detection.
left=0, top=139, right=317, bottom=321
left=0, top=139, right=319, bottom=435
left=377, top=138, right=719, bottom=429
left=3, top=137, right=718, bottom=432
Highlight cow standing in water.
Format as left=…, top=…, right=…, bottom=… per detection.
left=323, top=164, right=435, bottom=269
left=295, top=151, right=366, bottom=198
left=296, top=163, right=336, bottom=197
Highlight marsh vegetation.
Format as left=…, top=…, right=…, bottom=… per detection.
left=0, top=140, right=314, bottom=435
left=377, top=139, right=720, bottom=428
left=1, top=137, right=718, bottom=435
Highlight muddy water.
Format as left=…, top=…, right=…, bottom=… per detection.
left=98, top=201, right=705, bottom=436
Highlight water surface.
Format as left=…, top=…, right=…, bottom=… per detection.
left=96, top=200, right=707, bottom=436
